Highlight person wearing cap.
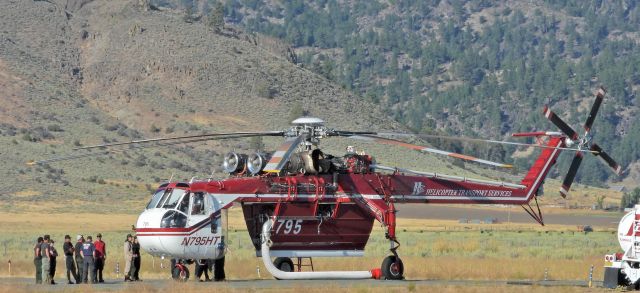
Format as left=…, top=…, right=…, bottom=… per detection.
left=49, top=239, right=58, bottom=284
left=123, top=234, right=133, bottom=282
left=94, top=233, right=106, bottom=283
left=74, top=235, right=84, bottom=283
left=41, top=235, right=52, bottom=285
left=63, top=235, right=79, bottom=284
left=34, top=236, right=43, bottom=284
left=81, top=235, right=96, bottom=284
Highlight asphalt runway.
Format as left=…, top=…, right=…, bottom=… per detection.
left=396, top=204, right=621, bottom=227
left=0, top=277, right=603, bottom=291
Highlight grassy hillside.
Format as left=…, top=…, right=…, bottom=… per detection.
left=0, top=0, right=484, bottom=213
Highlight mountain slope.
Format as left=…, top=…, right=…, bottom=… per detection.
left=0, top=0, right=484, bottom=213
left=205, top=0, right=640, bottom=187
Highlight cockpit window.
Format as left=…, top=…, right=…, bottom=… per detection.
left=161, top=189, right=187, bottom=209
left=177, top=193, right=190, bottom=214
left=160, top=210, right=187, bottom=228
left=146, top=189, right=167, bottom=209
left=190, top=192, right=205, bottom=215
left=155, top=188, right=172, bottom=208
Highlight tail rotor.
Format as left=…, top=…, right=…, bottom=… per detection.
left=544, top=86, right=621, bottom=198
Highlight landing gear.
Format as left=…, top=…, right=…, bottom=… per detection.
left=381, top=202, right=403, bottom=280
left=171, top=259, right=190, bottom=282
left=273, top=257, right=294, bottom=272
left=381, top=255, right=404, bottom=280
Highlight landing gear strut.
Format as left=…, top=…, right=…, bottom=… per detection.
left=381, top=202, right=404, bottom=280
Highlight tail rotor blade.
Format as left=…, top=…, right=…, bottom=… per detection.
left=348, top=135, right=513, bottom=168
left=584, top=87, right=606, bottom=132
left=590, top=143, right=622, bottom=175
left=263, top=134, right=305, bottom=173
left=560, top=152, right=583, bottom=198
left=543, top=106, right=578, bottom=140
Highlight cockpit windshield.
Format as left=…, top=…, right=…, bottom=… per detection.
left=146, top=189, right=167, bottom=209
left=160, top=188, right=187, bottom=209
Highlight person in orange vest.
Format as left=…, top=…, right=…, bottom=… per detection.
left=93, top=233, right=106, bottom=283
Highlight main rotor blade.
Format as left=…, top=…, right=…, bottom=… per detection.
left=584, top=87, right=606, bottom=132
left=348, top=135, right=513, bottom=168
left=590, top=143, right=622, bottom=175
left=75, top=131, right=285, bottom=150
left=263, top=134, right=305, bottom=173
left=560, top=152, right=583, bottom=198
left=543, top=106, right=579, bottom=140
left=28, top=133, right=269, bottom=166
left=371, top=132, right=598, bottom=153
left=329, top=130, right=377, bottom=136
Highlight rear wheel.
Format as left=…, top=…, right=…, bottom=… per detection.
left=381, top=255, right=404, bottom=280
left=273, top=257, right=294, bottom=280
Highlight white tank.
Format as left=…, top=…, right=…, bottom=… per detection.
left=618, top=206, right=639, bottom=255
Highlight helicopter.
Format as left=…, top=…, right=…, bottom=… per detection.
left=31, top=87, right=621, bottom=281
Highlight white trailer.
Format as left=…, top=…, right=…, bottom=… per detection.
left=604, top=204, right=640, bottom=289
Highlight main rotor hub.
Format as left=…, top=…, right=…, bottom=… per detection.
left=287, top=117, right=328, bottom=146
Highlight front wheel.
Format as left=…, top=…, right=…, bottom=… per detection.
left=381, top=255, right=404, bottom=280
left=172, top=265, right=190, bottom=282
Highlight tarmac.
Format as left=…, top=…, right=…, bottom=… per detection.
left=0, top=277, right=604, bottom=291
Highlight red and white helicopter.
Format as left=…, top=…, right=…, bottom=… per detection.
left=32, top=87, right=621, bottom=281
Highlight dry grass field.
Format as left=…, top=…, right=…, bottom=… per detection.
left=0, top=207, right=618, bottom=288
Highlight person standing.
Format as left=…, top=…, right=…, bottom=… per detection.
left=94, top=233, right=106, bottom=283
left=41, top=235, right=52, bottom=285
left=213, top=256, right=225, bottom=282
left=131, top=236, right=141, bottom=281
left=63, top=235, right=79, bottom=284
left=123, top=234, right=133, bottom=282
left=49, top=240, right=58, bottom=284
left=195, top=259, right=210, bottom=282
left=34, top=237, right=43, bottom=284
left=81, top=235, right=96, bottom=284
left=74, top=235, right=84, bottom=283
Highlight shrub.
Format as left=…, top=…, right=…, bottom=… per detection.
left=47, top=124, right=63, bottom=132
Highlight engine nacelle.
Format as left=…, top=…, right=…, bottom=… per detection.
left=247, top=152, right=270, bottom=175
left=222, top=152, right=247, bottom=174
left=283, top=149, right=333, bottom=175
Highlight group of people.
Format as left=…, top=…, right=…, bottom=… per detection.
left=34, top=234, right=106, bottom=285
left=123, top=234, right=142, bottom=282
